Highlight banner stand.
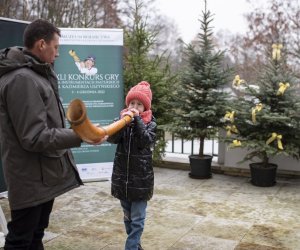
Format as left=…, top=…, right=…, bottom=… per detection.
left=56, top=28, right=124, bottom=182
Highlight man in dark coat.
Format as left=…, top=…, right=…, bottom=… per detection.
left=0, top=19, right=104, bottom=250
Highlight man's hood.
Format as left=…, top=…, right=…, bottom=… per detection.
left=0, top=46, right=53, bottom=78
left=0, top=47, right=29, bottom=77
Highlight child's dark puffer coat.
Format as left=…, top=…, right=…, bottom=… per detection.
left=107, top=115, right=156, bottom=201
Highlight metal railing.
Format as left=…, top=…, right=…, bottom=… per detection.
left=165, top=133, right=219, bottom=156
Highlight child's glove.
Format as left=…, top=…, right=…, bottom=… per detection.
left=121, top=111, right=134, bottom=118
left=129, top=108, right=139, bottom=117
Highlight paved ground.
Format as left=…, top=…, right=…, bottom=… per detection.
left=1, top=167, right=300, bottom=250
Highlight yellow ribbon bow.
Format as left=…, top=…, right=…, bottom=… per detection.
left=272, top=43, right=283, bottom=60
left=224, top=111, right=235, bottom=123
left=251, top=103, right=263, bottom=123
left=232, top=75, right=245, bottom=87
left=266, top=132, right=283, bottom=150
left=226, top=125, right=239, bottom=137
left=277, top=82, right=290, bottom=95
left=230, top=140, right=241, bottom=147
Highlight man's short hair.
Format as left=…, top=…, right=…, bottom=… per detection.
left=23, top=19, right=61, bottom=49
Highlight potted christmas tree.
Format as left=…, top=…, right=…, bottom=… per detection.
left=226, top=43, right=300, bottom=186
left=169, top=0, right=231, bottom=178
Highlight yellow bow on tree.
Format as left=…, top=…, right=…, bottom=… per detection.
left=232, top=75, right=245, bottom=87
left=230, top=140, right=241, bottom=147
left=251, top=103, right=263, bottom=123
left=226, top=125, right=239, bottom=137
left=272, top=43, right=283, bottom=60
left=266, top=132, right=283, bottom=150
left=224, top=111, right=235, bottom=123
left=277, top=82, right=290, bottom=95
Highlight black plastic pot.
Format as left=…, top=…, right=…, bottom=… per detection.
left=188, top=154, right=213, bottom=179
left=249, top=162, right=278, bottom=187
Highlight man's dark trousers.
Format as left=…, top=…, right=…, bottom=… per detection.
left=4, top=199, right=54, bottom=250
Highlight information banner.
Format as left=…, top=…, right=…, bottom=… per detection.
left=55, top=28, right=124, bottom=181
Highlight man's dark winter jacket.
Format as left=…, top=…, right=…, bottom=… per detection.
left=0, top=47, right=83, bottom=210
left=108, top=116, right=156, bottom=201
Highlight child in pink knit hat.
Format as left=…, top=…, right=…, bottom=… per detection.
left=107, top=81, right=156, bottom=250
left=124, top=81, right=153, bottom=123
